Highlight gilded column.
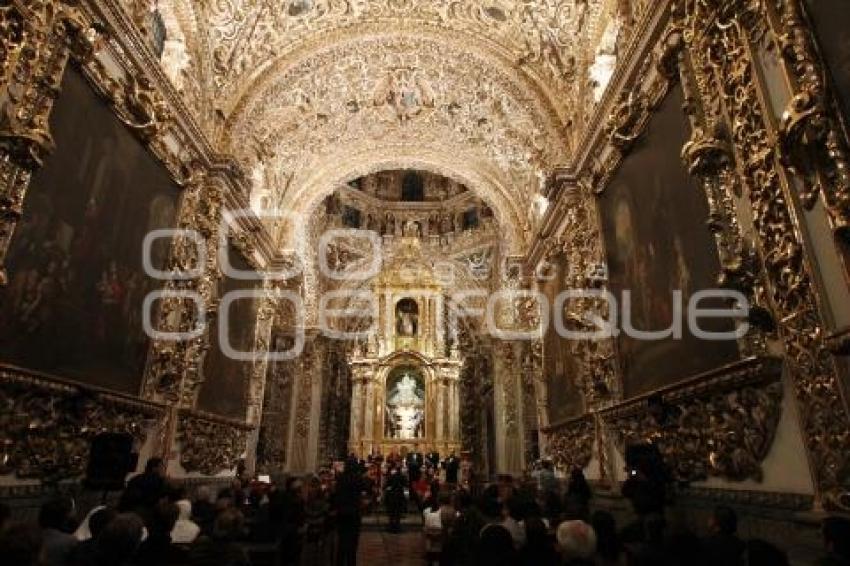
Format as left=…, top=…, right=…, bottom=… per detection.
left=452, top=376, right=462, bottom=447
left=243, top=284, right=277, bottom=473
left=287, top=332, right=321, bottom=473
left=674, top=15, right=770, bottom=358
left=363, top=375, right=376, bottom=448
left=349, top=371, right=364, bottom=454
left=142, top=168, right=224, bottom=408
left=435, top=375, right=445, bottom=443
left=494, top=340, right=523, bottom=474
left=771, top=0, right=850, bottom=237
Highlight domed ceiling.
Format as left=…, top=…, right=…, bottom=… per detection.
left=153, top=0, right=618, bottom=251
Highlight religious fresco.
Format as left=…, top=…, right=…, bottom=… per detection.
left=384, top=366, right=425, bottom=440
left=541, top=256, right=584, bottom=424
left=599, top=85, right=740, bottom=399
left=0, top=68, right=180, bottom=394
left=196, top=245, right=261, bottom=419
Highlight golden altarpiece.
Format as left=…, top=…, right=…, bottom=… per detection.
left=347, top=237, right=462, bottom=458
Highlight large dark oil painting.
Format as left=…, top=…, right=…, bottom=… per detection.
left=802, top=1, right=850, bottom=290
left=0, top=68, right=180, bottom=394
left=805, top=0, right=850, bottom=127
left=541, top=255, right=584, bottom=424
left=196, top=245, right=260, bottom=419
left=599, top=85, right=739, bottom=399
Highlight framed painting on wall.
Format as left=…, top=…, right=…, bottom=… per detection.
left=541, top=255, right=585, bottom=424
left=598, top=85, right=740, bottom=399
left=0, top=67, right=181, bottom=394
left=197, top=244, right=261, bottom=419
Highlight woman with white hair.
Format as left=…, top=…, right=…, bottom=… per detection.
left=556, top=520, right=597, bottom=566
left=170, top=498, right=200, bottom=544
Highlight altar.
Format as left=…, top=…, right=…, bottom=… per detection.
left=346, top=237, right=462, bottom=458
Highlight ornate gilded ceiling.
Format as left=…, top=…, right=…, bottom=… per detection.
left=152, top=0, right=616, bottom=251
left=165, top=0, right=608, bottom=117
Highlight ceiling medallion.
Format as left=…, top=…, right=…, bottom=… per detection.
left=373, top=67, right=436, bottom=122
left=484, top=6, right=508, bottom=22
left=288, top=0, right=314, bottom=17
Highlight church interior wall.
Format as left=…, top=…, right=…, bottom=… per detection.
left=542, top=0, right=850, bottom=522
left=1, top=3, right=850, bottom=545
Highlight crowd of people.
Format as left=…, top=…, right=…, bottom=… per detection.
left=1, top=455, right=849, bottom=566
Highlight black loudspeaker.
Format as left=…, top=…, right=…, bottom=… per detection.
left=84, top=432, right=137, bottom=491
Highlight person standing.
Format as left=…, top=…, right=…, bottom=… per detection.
left=423, top=492, right=456, bottom=566
left=444, top=452, right=460, bottom=485
left=332, top=459, right=366, bottom=566
left=384, top=465, right=407, bottom=533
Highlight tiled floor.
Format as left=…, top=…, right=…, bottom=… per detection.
left=357, top=513, right=425, bottom=565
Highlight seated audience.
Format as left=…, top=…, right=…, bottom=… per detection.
left=477, top=524, right=517, bottom=566
left=624, top=512, right=668, bottom=565
left=590, top=510, right=624, bottom=566
left=67, top=506, right=116, bottom=566
left=665, top=525, right=705, bottom=566
left=0, top=522, right=44, bottom=566
left=171, top=499, right=201, bottom=544
left=519, top=516, right=558, bottom=566
left=121, top=458, right=167, bottom=518
left=423, top=491, right=456, bottom=565
left=189, top=508, right=250, bottom=566
left=191, top=486, right=216, bottom=537
left=39, top=496, right=78, bottom=566
left=73, top=505, right=107, bottom=541
left=538, top=460, right=560, bottom=497
left=446, top=490, right=485, bottom=565
left=135, top=501, right=188, bottom=565
left=746, top=539, right=790, bottom=566
left=302, top=476, right=331, bottom=566
left=95, top=513, right=145, bottom=566
left=564, top=468, right=592, bottom=521
left=500, top=496, right=527, bottom=550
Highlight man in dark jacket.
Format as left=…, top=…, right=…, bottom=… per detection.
left=332, top=460, right=366, bottom=566
left=384, top=465, right=407, bottom=533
